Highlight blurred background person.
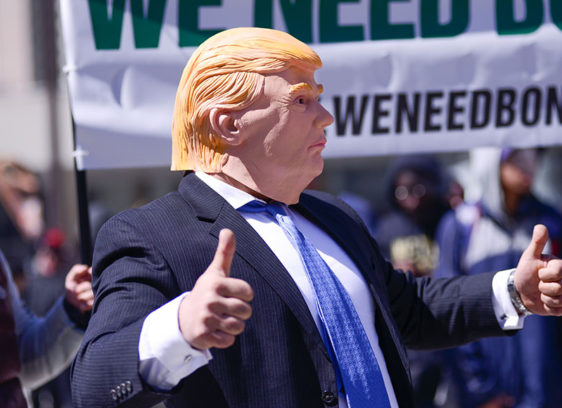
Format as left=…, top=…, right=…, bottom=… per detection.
left=0, top=161, right=44, bottom=292
left=375, top=154, right=454, bottom=277
left=435, top=147, right=562, bottom=408
left=1, top=251, right=92, bottom=408
left=0, top=160, right=91, bottom=407
left=23, top=228, right=80, bottom=408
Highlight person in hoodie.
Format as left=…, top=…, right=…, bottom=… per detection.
left=435, top=147, right=562, bottom=408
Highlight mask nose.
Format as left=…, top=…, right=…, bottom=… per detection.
left=316, top=103, right=334, bottom=129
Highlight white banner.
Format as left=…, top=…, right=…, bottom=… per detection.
left=60, top=0, right=562, bottom=170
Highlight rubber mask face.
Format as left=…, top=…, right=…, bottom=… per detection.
left=233, top=67, right=334, bottom=191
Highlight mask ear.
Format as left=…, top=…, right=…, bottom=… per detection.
left=209, top=108, right=241, bottom=145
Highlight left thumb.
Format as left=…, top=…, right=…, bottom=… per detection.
left=523, top=224, right=549, bottom=260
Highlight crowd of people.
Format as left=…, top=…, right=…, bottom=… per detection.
left=370, top=148, right=562, bottom=407
left=1, top=27, right=562, bottom=408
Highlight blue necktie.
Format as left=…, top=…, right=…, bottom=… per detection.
left=239, top=200, right=391, bottom=408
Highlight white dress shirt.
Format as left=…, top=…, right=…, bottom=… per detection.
left=139, top=172, right=525, bottom=405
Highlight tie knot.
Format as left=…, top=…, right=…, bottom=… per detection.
left=238, top=200, right=286, bottom=218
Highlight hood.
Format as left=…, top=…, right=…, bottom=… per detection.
left=468, top=147, right=509, bottom=226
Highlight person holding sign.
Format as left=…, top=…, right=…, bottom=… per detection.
left=71, top=27, right=562, bottom=408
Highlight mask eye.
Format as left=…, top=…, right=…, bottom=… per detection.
left=297, top=97, right=305, bottom=104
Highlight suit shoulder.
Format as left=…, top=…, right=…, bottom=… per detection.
left=300, top=190, right=365, bottom=225
left=97, top=191, right=192, bottom=238
left=92, top=191, right=195, bottom=272
left=114, top=191, right=189, bottom=220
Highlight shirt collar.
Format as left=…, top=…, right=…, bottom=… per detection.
left=195, top=171, right=265, bottom=210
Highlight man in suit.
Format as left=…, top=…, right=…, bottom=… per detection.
left=71, top=27, right=562, bottom=408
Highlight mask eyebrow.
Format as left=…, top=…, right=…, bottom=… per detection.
left=288, top=82, right=324, bottom=98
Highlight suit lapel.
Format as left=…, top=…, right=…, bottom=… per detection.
left=178, top=174, right=322, bottom=342
left=294, top=194, right=396, bottom=326
left=292, top=196, right=395, bottom=332
left=291, top=197, right=373, bottom=285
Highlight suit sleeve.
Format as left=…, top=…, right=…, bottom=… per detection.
left=71, top=213, right=180, bottom=408
left=312, top=192, right=506, bottom=351
left=381, top=239, right=506, bottom=350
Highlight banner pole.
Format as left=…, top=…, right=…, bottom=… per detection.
left=72, top=116, right=92, bottom=265
left=75, top=167, right=92, bottom=265
left=60, top=0, right=92, bottom=265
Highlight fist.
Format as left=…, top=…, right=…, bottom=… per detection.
left=179, top=229, right=254, bottom=350
left=515, top=224, right=562, bottom=315
left=64, top=264, right=94, bottom=313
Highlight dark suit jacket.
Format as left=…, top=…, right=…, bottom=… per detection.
left=71, top=173, right=505, bottom=408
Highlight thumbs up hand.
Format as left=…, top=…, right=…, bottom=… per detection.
left=514, top=224, right=562, bottom=316
left=179, top=229, right=254, bottom=350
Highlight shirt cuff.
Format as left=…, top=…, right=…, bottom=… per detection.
left=492, top=269, right=525, bottom=330
left=139, top=292, right=213, bottom=390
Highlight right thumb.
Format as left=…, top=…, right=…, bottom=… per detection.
left=523, top=224, right=549, bottom=260
left=210, top=229, right=236, bottom=277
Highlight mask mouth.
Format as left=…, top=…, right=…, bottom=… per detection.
left=309, top=138, right=327, bottom=149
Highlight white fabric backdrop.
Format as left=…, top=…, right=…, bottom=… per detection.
left=60, top=0, right=562, bottom=169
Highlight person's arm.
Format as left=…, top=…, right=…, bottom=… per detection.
left=434, top=209, right=524, bottom=327
left=72, top=215, right=252, bottom=408
left=304, top=190, right=510, bottom=348
left=139, top=229, right=252, bottom=394
left=2, top=254, right=91, bottom=390
left=390, top=224, right=562, bottom=349
left=71, top=214, right=185, bottom=408
left=15, top=298, right=84, bottom=389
